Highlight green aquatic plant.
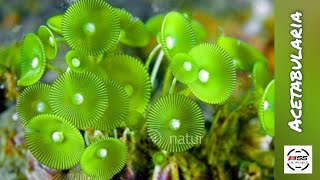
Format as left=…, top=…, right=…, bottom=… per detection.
left=217, top=35, right=273, bottom=96
left=15, top=1, right=273, bottom=178
left=17, top=83, right=52, bottom=125
left=49, top=71, right=108, bottom=129
left=124, top=110, right=146, bottom=132
left=145, top=13, right=207, bottom=42
left=216, top=36, right=268, bottom=72
left=152, top=151, right=167, bottom=166
left=171, top=53, right=199, bottom=84
left=80, top=138, right=128, bottom=179
left=93, top=79, right=130, bottom=131
left=252, top=61, right=273, bottom=94
left=188, top=43, right=236, bottom=104
left=18, top=33, right=46, bottom=86
left=160, top=11, right=197, bottom=60
left=47, top=14, right=63, bottom=35
left=116, top=8, right=150, bottom=47
left=147, top=95, right=204, bottom=152
left=65, top=50, right=90, bottom=73
left=259, top=79, right=274, bottom=136
left=25, top=114, right=85, bottom=170
left=102, top=54, right=151, bottom=113
left=145, top=14, right=166, bottom=36
left=37, top=25, right=57, bottom=60
left=62, top=0, right=120, bottom=55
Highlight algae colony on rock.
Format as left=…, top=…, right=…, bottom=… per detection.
left=0, top=0, right=274, bottom=179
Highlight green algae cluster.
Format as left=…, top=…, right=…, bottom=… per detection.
left=14, top=0, right=274, bottom=178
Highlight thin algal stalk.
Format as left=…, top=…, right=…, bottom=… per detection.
left=47, top=63, right=63, bottom=74
left=122, top=128, right=130, bottom=143
left=150, top=50, right=164, bottom=86
left=145, top=44, right=161, bottom=69
left=113, top=128, right=118, bottom=139
left=169, top=78, right=177, bottom=94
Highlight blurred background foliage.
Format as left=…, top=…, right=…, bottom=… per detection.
left=0, top=0, right=274, bottom=179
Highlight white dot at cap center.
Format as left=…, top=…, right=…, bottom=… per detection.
left=166, top=36, right=175, bottom=49
left=183, top=61, right=192, bottom=71
left=170, top=119, right=181, bottom=130
left=36, top=102, right=46, bottom=113
left=73, top=93, right=84, bottom=105
left=198, top=70, right=210, bottom=83
left=98, top=148, right=107, bottom=158
left=72, top=58, right=81, bottom=67
left=52, top=131, right=64, bottom=143
left=84, top=22, right=96, bottom=34
left=49, top=36, right=55, bottom=46
left=31, top=57, right=39, bottom=68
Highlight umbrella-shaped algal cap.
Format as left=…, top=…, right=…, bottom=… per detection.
left=65, top=50, right=90, bottom=73
left=145, top=14, right=165, bottom=36
left=181, top=12, right=208, bottom=42
left=116, top=8, right=150, bottom=47
left=252, top=61, right=273, bottom=95
left=62, top=0, right=120, bottom=55
left=216, top=36, right=267, bottom=72
left=53, top=170, right=90, bottom=180
left=37, top=25, right=57, bottom=60
left=17, top=33, right=46, bottom=86
left=188, top=43, right=236, bottom=104
left=124, top=111, right=146, bottom=132
left=190, top=19, right=207, bottom=42
left=152, top=151, right=167, bottom=166
left=147, top=95, right=204, bottom=152
left=49, top=71, right=108, bottom=129
left=160, top=11, right=197, bottom=60
left=259, top=79, right=274, bottom=136
left=80, top=138, right=128, bottom=179
left=53, top=165, right=90, bottom=180
left=93, top=79, right=130, bottom=131
left=171, top=53, right=199, bottom=84
left=47, top=14, right=63, bottom=35
left=17, top=83, right=52, bottom=126
left=25, top=114, right=85, bottom=170
left=103, top=54, right=151, bottom=113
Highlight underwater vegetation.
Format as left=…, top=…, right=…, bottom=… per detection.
left=0, top=0, right=274, bottom=179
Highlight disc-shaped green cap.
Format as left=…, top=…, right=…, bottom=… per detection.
left=25, top=114, right=85, bottom=170
left=152, top=151, right=167, bottom=165
left=17, top=83, right=52, bottom=126
left=65, top=50, right=90, bottom=73
left=145, top=14, right=165, bottom=36
left=62, top=0, right=120, bottom=55
left=102, top=54, right=151, bottom=113
left=259, top=80, right=274, bottom=136
left=147, top=95, right=204, bottom=152
left=49, top=71, right=108, bottom=129
left=37, top=25, right=57, bottom=60
left=116, top=8, right=150, bottom=47
left=80, top=138, right=128, bottom=179
left=216, top=36, right=267, bottom=72
left=171, top=53, right=199, bottom=84
left=188, top=43, right=236, bottom=104
left=124, top=111, right=146, bottom=131
left=87, top=60, right=109, bottom=79
left=18, top=33, right=46, bottom=86
left=47, top=14, right=63, bottom=35
left=252, top=61, right=273, bottom=95
left=53, top=170, right=90, bottom=180
left=93, top=79, right=130, bottom=131
left=190, top=19, right=207, bottom=42
left=160, top=11, right=197, bottom=60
